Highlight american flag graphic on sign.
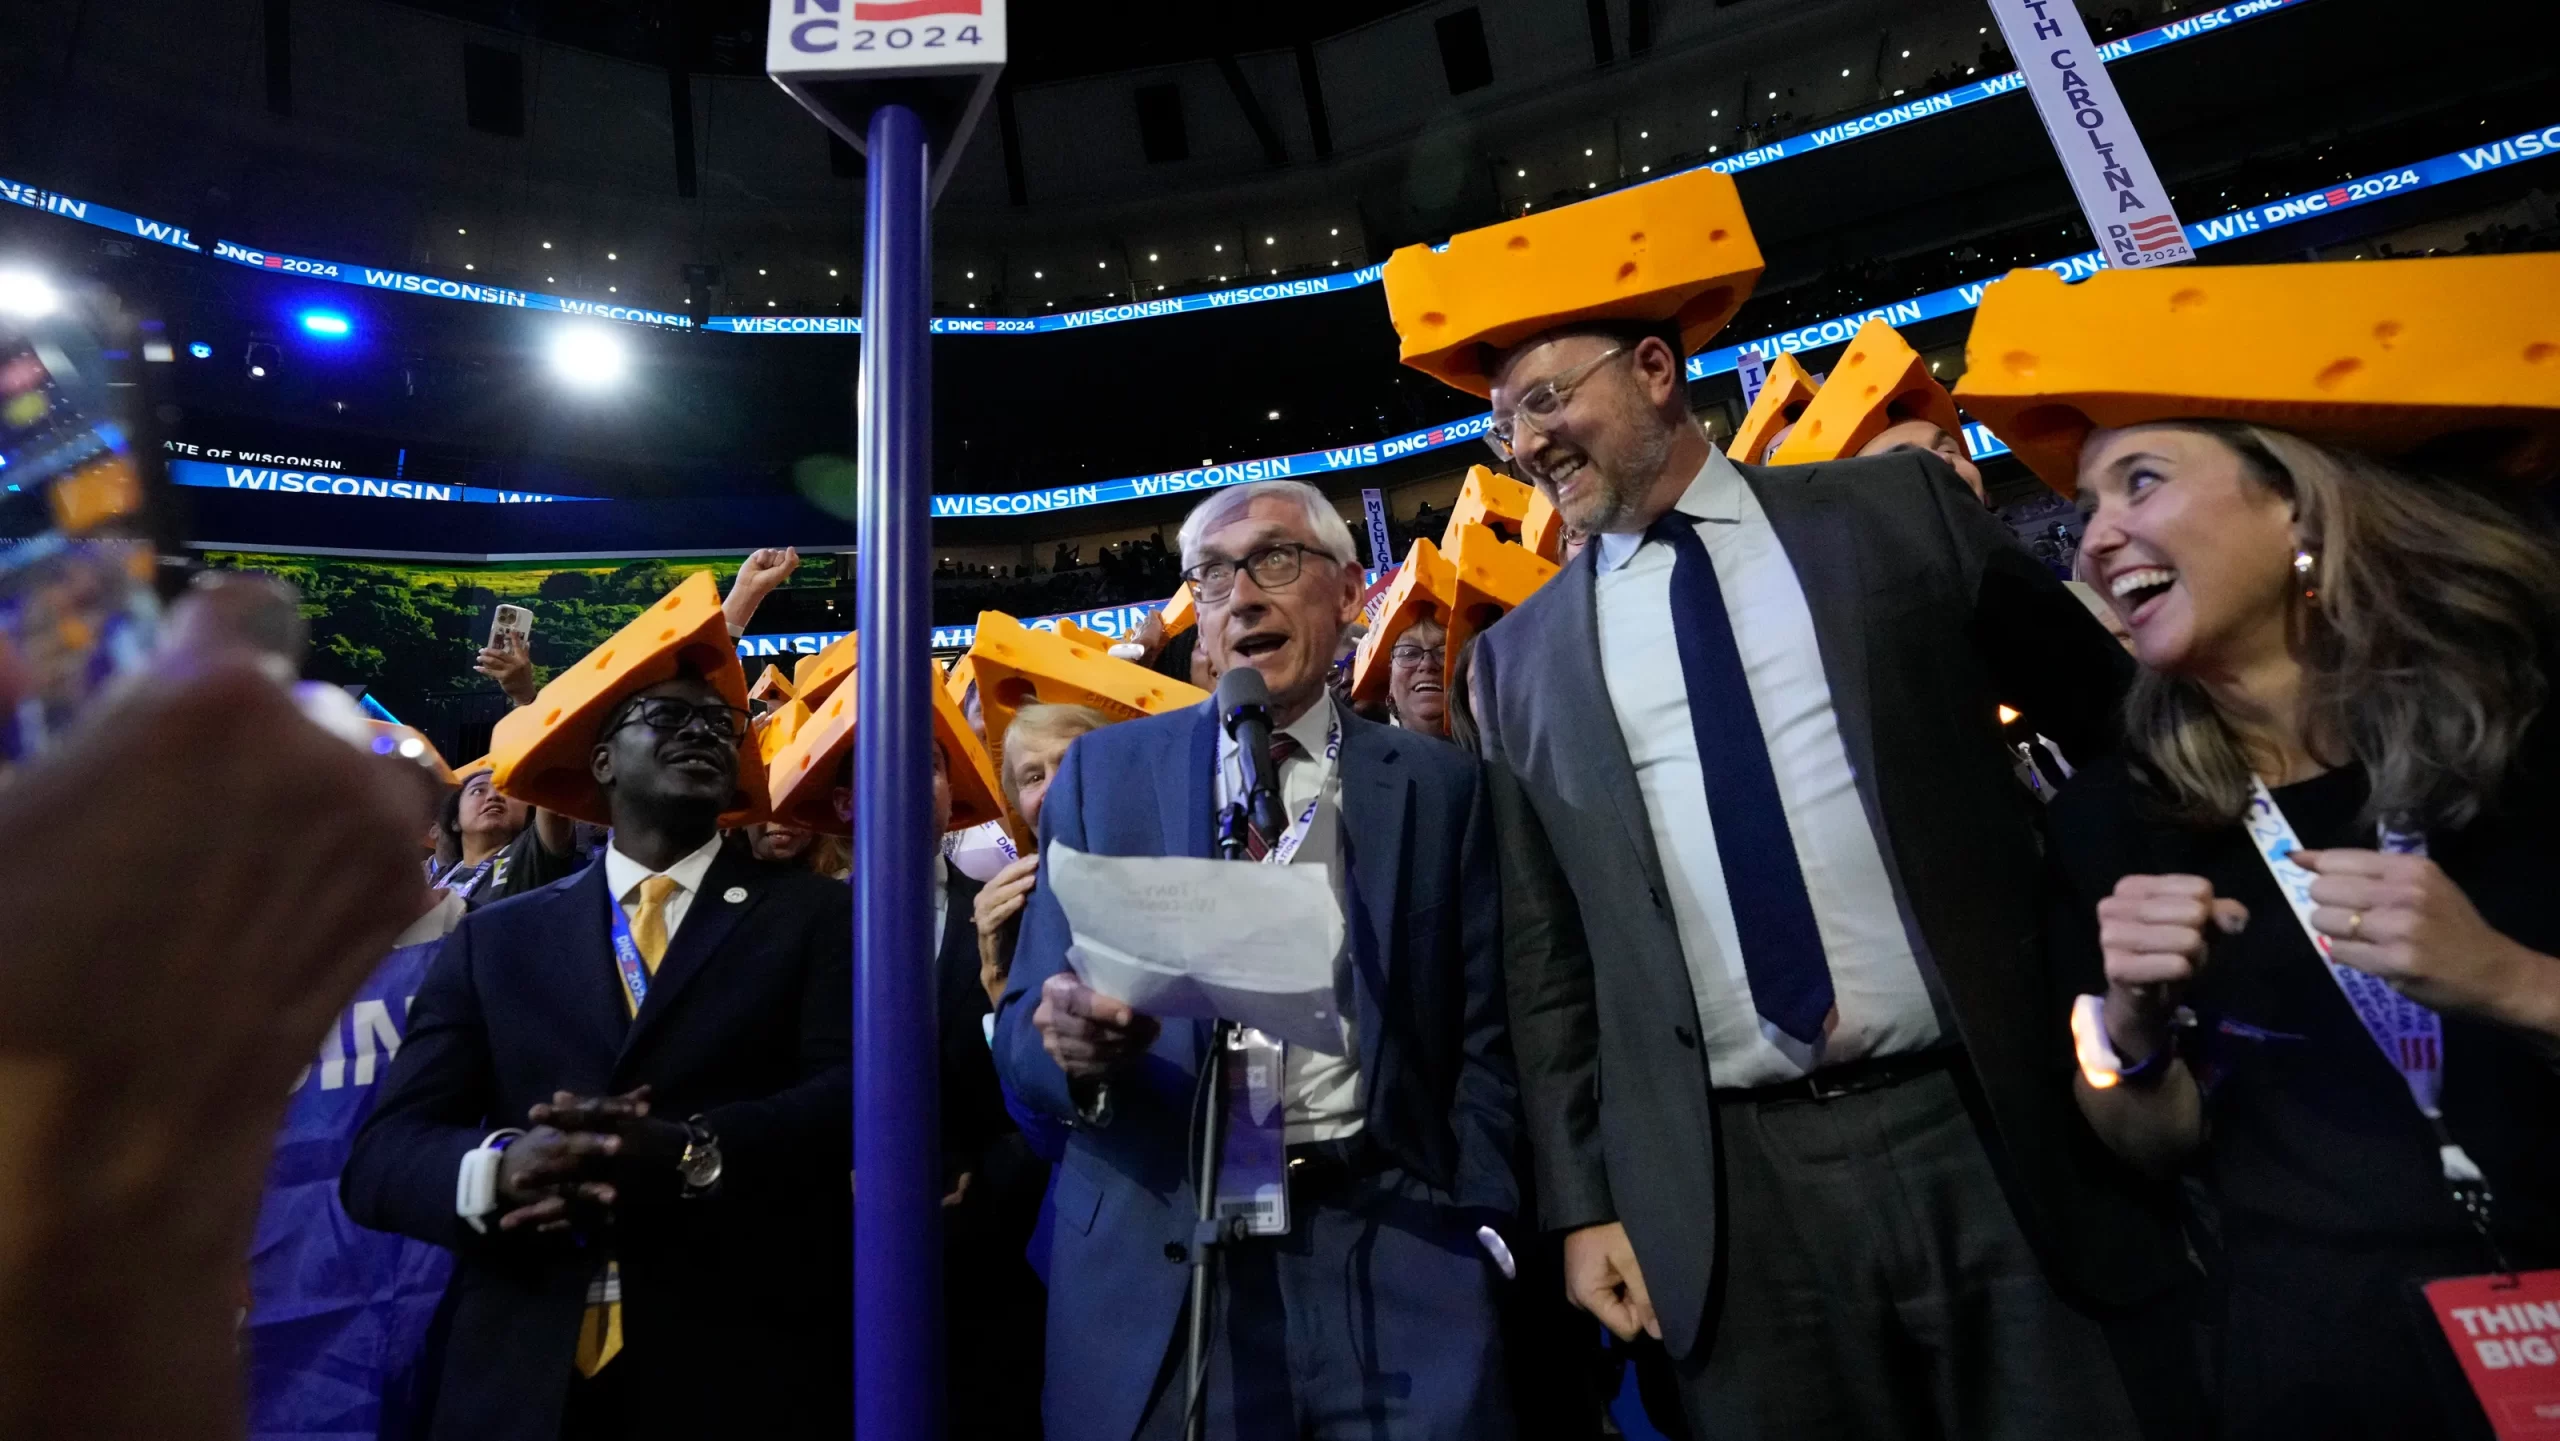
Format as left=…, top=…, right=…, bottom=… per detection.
left=2128, top=214, right=2184, bottom=249
left=853, top=0, right=977, bottom=17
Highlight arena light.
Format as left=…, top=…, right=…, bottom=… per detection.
left=187, top=341, right=212, bottom=359
left=546, top=325, right=628, bottom=390
left=0, top=268, right=61, bottom=318
left=299, top=309, right=352, bottom=337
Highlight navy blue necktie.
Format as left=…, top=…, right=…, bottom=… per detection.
left=1645, top=512, right=1836, bottom=1044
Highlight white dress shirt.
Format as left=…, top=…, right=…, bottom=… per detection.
left=1216, top=690, right=1363, bottom=1143
left=1593, top=449, right=1940, bottom=1087
left=602, top=832, right=726, bottom=951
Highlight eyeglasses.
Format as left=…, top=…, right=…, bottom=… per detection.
left=1486, top=345, right=1627, bottom=460
left=1181, top=542, right=1332, bottom=604
left=1389, top=644, right=1447, bottom=669
left=609, top=697, right=749, bottom=745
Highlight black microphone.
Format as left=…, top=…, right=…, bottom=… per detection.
left=1215, top=666, right=1288, bottom=842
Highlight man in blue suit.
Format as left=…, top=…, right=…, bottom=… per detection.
left=995, top=479, right=1522, bottom=1441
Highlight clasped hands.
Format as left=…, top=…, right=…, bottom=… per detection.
left=493, top=1085, right=693, bottom=1233
left=2099, top=847, right=2560, bottom=1057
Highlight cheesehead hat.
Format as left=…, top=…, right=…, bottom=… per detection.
left=1729, top=352, right=1821, bottom=464
left=1158, top=581, right=1198, bottom=638
left=1383, top=168, right=1765, bottom=398
left=763, top=659, right=1006, bottom=838
left=1442, top=521, right=1559, bottom=692
left=792, top=630, right=858, bottom=708
left=1770, top=319, right=1962, bottom=466
left=1349, top=537, right=1458, bottom=707
left=965, top=611, right=1207, bottom=776
left=1954, top=256, right=2560, bottom=494
left=487, top=569, right=764, bottom=828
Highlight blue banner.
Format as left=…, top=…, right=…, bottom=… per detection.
left=144, top=122, right=2560, bottom=525
left=0, top=174, right=201, bottom=251
left=706, top=265, right=1392, bottom=336
left=912, top=123, right=2560, bottom=517
left=1695, top=0, right=2303, bottom=179
left=928, top=414, right=1493, bottom=518
left=245, top=928, right=454, bottom=1441
left=739, top=598, right=1167, bottom=659
left=169, top=458, right=597, bottom=505
left=0, top=0, right=2307, bottom=341
left=204, top=240, right=696, bottom=329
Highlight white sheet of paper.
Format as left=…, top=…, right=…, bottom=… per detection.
left=1045, top=840, right=1347, bottom=1056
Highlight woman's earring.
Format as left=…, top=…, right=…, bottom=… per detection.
left=2293, top=548, right=2318, bottom=601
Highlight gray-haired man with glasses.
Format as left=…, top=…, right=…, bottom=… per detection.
left=995, top=478, right=1523, bottom=1441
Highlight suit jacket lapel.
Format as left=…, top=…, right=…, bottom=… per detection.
left=1151, top=702, right=1220, bottom=1068
left=1741, top=461, right=1884, bottom=824
left=1337, top=715, right=1407, bottom=1087
left=1544, top=542, right=1676, bottom=904
left=619, top=842, right=759, bottom=1067
left=559, top=863, right=633, bottom=1065
left=1155, top=701, right=1219, bottom=861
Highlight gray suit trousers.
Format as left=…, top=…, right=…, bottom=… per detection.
left=1677, top=1069, right=2144, bottom=1441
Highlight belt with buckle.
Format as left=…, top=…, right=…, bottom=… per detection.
left=1713, top=1047, right=1960, bottom=1106
left=1284, top=1134, right=1392, bottom=1198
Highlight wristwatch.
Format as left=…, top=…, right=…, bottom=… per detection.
left=677, top=1116, right=723, bottom=1195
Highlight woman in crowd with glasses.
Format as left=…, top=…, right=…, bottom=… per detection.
left=2035, top=413, right=2560, bottom=1439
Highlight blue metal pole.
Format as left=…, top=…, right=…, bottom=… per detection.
left=853, top=100, right=940, bottom=1440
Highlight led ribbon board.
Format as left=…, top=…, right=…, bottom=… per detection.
left=919, top=123, right=2558, bottom=515
left=740, top=599, right=1162, bottom=658
left=130, top=122, right=2560, bottom=521
left=167, top=458, right=595, bottom=505
left=0, top=0, right=2309, bottom=335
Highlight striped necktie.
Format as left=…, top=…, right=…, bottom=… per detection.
left=1243, top=733, right=1303, bottom=861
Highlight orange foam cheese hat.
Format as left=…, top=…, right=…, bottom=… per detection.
left=1442, top=462, right=1567, bottom=565
left=1521, top=486, right=1564, bottom=564
left=966, top=611, right=1208, bottom=780
left=1384, top=168, right=1765, bottom=398
left=487, top=569, right=766, bottom=828
left=1730, top=351, right=1821, bottom=464
left=1053, top=617, right=1113, bottom=649
left=751, top=696, right=808, bottom=773
left=1770, top=319, right=1962, bottom=466
left=1158, top=581, right=1197, bottom=638
left=763, top=659, right=1006, bottom=838
left=1442, top=521, right=1559, bottom=692
left=792, top=631, right=857, bottom=708
left=944, top=652, right=978, bottom=707
left=1350, top=537, right=1458, bottom=707
left=1954, top=256, right=2560, bottom=494
left=1440, top=465, right=1536, bottom=550
left=748, top=663, right=797, bottom=707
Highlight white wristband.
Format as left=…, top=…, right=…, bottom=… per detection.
left=457, top=1128, right=527, bottom=1233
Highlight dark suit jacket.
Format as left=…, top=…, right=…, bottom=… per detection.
left=1473, top=450, right=2179, bottom=1359
left=342, top=842, right=852, bottom=1441
left=992, top=699, right=1520, bottom=1441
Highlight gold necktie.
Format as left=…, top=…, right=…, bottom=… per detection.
left=576, top=873, right=684, bottom=1376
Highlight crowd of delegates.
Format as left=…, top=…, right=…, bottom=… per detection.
left=4, top=216, right=2559, bottom=1441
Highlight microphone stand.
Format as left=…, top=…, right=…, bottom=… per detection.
left=1184, top=786, right=1278, bottom=1441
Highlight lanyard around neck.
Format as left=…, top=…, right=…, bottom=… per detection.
left=2241, top=779, right=2485, bottom=1195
